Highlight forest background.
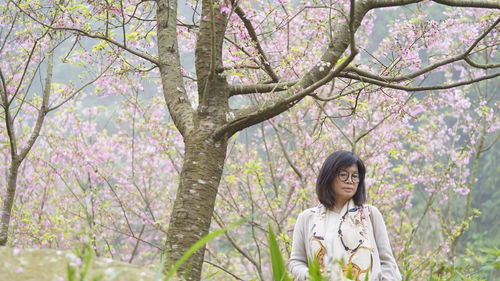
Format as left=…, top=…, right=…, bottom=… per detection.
left=0, top=0, right=499, bottom=280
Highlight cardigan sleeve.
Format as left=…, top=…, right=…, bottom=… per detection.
left=288, top=211, right=309, bottom=281
left=370, top=205, right=402, bottom=281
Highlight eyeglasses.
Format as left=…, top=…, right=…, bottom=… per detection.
left=338, top=171, right=360, bottom=183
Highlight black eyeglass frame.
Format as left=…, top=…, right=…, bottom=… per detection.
left=337, top=171, right=360, bottom=184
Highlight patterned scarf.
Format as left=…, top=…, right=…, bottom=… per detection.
left=309, top=199, right=373, bottom=281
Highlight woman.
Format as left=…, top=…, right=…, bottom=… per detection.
left=289, top=150, right=402, bottom=281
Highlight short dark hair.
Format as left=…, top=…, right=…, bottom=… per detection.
left=316, top=150, right=367, bottom=208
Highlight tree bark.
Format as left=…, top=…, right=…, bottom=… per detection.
left=159, top=0, right=231, bottom=278
left=164, top=136, right=228, bottom=280
left=0, top=161, right=20, bottom=246
left=164, top=118, right=229, bottom=280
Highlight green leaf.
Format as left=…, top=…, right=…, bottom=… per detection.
left=410, top=17, right=421, bottom=24
left=66, top=263, right=76, bottom=281
left=337, top=55, right=347, bottom=65
left=230, top=71, right=245, bottom=77
left=268, top=225, right=292, bottom=281
left=126, top=32, right=139, bottom=41
left=307, top=257, right=323, bottom=281
left=345, top=263, right=354, bottom=279
left=92, top=41, right=108, bottom=52
left=164, top=219, right=245, bottom=280
left=478, top=247, right=500, bottom=257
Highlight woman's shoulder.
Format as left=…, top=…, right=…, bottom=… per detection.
left=362, top=203, right=379, bottom=211
left=362, top=204, right=383, bottom=216
left=295, top=205, right=322, bottom=220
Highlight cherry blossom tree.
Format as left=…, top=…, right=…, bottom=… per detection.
left=2, top=0, right=499, bottom=280
left=0, top=3, right=114, bottom=245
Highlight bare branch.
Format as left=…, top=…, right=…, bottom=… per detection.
left=97, top=168, right=135, bottom=239
left=355, top=93, right=413, bottom=144
left=18, top=44, right=53, bottom=162
left=47, top=58, right=117, bottom=112
left=10, top=0, right=159, bottom=66
left=343, top=17, right=499, bottom=83
left=223, top=35, right=269, bottom=74
left=12, top=35, right=74, bottom=120
left=54, top=27, right=158, bottom=65
left=232, top=0, right=280, bottom=82
left=0, top=12, right=18, bottom=53
left=315, top=100, right=354, bottom=146
left=203, top=260, right=244, bottom=280
left=128, top=224, right=146, bottom=263
left=9, top=33, right=46, bottom=106
left=212, top=213, right=260, bottom=271
left=216, top=45, right=359, bottom=140
left=268, top=120, right=303, bottom=179
left=308, top=80, right=368, bottom=102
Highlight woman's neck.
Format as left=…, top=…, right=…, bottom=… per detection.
left=332, top=200, right=348, bottom=213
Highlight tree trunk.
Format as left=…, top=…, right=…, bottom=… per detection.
left=0, top=161, right=20, bottom=246
left=164, top=134, right=228, bottom=281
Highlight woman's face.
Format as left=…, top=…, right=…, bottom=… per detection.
left=332, top=164, right=359, bottom=205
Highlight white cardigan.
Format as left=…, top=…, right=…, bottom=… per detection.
left=288, top=204, right=402, bottom=281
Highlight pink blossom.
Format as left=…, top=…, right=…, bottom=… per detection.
left=453, top=187, right=470, bottom=196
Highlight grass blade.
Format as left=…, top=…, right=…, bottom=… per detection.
left=164, top=219, right=245, bottom=280
left=268, top=225, right=291, bottom=281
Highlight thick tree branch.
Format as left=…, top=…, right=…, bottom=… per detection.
left=340, top=71, right=500, bottom=91
left=213, top=0, right=366, bottom=140
left=0, top=68, right=7, bottom=107
left=229, top=80, right=298, bottom=95
left=232, top=1, right=280, bottom=82
left=216, top=45, right=359, bottom=140
left=195, top=0, right=228, bottom=104
left=208, top=0, right=216, bottom=80
left=157, top=0, right=195, bottom=138
left=464, top=57, right=500, bottom=69
left=368, top=0, right=500, bottom=9
left=367, top=0, right=420, bottom=8
left=433, top=0, right=500, bottom=9
left=0, top=68, right=18, bottom=162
